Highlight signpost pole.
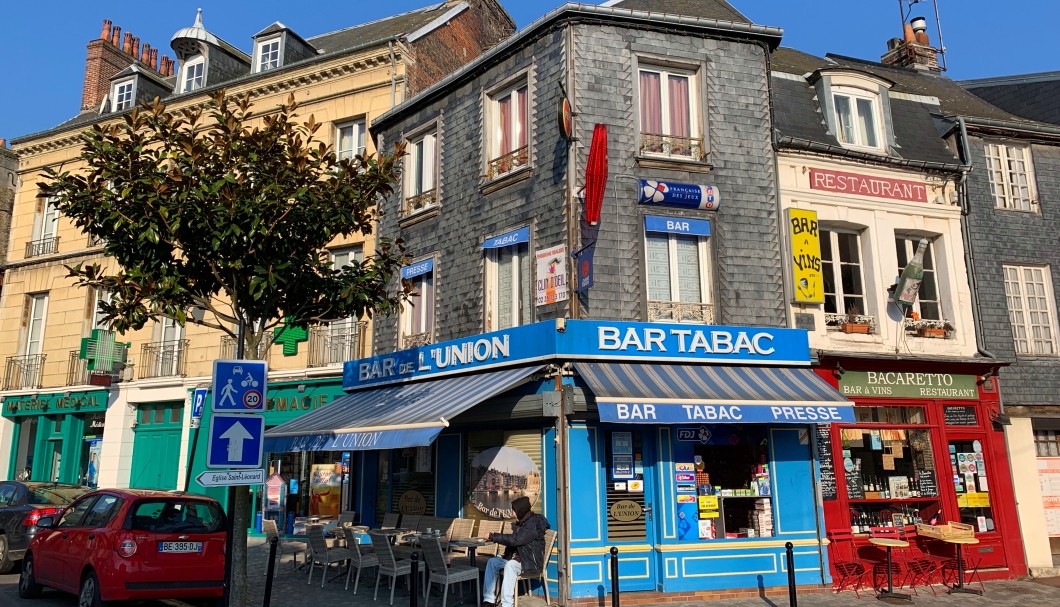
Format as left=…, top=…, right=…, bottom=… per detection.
left=223, top=318, right=247, bottom=607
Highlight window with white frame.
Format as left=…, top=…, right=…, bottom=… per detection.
left=832, top=87, right=881, bottom=150
left=984, top=142, right=1037, bottom=211
left=487, top=79, right=528, bottom=178
left=645, top=220, right=713, bottom=323
left=28, top=198, right=60, bottom=257
left=896, top=236, right=941, bottom=321
left=336, top=119, right=366, bottom=162
left=325, top=246, right=365, bottom=362
left=404, top=129, right=437, bottom=215
left=638, top=64, right=701, bottom=159
left=1003, top=264, right=1058, bottom=356
left=820, top=229, right=867, bottom=322
left=112, top=79, right=135, bottom=112
left=402, top=261, right=435, bottom=348
left=485, top=241, right=530, bottom=331
left=23, top=294, right=48, bottom=357
left=181, top=56, right=205, bottom=93
left=90, top=288, right=113, bottom=331
left=255, top=37, right=281, bottom=72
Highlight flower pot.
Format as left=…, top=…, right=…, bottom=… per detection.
left=841, top=323, right=871, bottom=334
left=918, top=327, right=946, bottom=338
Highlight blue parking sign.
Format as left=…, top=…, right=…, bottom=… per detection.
left=212, top=360, right=268, bottom=412
left=192, top=388, right=208, bottom=420
left=207, top=414, right=265, bottom=469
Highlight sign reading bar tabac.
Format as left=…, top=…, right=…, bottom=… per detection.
left=809, top=169, right=928, bottom=203
left=839, top=371, right=978, bottom=400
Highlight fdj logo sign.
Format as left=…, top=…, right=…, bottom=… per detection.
left=677, top=426, right=712, bottom=444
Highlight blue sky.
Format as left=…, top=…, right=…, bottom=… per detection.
left=1, top=1, right=1056, bottom=142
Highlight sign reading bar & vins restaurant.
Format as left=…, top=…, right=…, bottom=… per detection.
left=839, top=371, right=978, bottom=400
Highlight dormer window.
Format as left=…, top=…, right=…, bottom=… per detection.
left=833, top=87, right=881, bottom=149
left=112, top=79, right=135, bottom=112
left=181, top=56, right=205, bottom=93
left=255, top=37, right=281, bottom=72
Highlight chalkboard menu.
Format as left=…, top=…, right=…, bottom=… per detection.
left=917, top=470, right=938, bottom=497
left=815, top=425, right=837, bottom=500
left=944, top=406, right=978, bottom=426
left=846, top=469, right=865, bottom=500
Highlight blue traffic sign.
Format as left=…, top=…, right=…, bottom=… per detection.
left=192, top=388, right=208, bottom=420
left=212, top=360, right=268, bottom=412
left=207, top=414, right=265, bottom=469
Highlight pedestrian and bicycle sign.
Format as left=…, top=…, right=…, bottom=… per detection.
left=206, top=413, right=265, bottom=469
left=212, top=359, right=268, bottom=412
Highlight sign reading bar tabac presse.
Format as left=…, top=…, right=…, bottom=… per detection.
left=839, top=371, right=978, bottom=399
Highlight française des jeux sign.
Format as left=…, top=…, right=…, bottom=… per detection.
left=3, top=390, right=109, bottom=417
left=809, top=169, right=928, bottom=203
left=839, top=371, right=978, bottom=400
left=343, top=320, right=811, bottom=390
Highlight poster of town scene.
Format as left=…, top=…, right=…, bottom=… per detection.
left=468, top=446, right=541, bottom=519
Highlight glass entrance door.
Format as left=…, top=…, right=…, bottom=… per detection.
left=604, top=429, right=656, bottom=591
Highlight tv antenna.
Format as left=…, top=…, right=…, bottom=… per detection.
left=897, top=0, right=948, bottom=71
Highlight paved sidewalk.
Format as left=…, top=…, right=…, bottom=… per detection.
left=246, top=538, right=1060, bottom=607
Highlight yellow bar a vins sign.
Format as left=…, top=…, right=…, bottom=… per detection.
left=788, top=208, right=824, bottom=303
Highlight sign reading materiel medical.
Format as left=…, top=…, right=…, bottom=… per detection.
left=639, top=180, right=720, bottom=210
left=536, top=244, right=568, bottom=306
left=212, top=360, right=268, bottom=412
left=839, top=371, right=978, bottom=400
left=808, top=168, right=928, bottom=203
left=3, top=391, right=108, bottom=417
left=344, top=320, right=812, bottom=390
left=787, top=208, right=824, bottom=304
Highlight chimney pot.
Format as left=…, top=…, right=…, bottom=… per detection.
left=910, top=16, right=928, bottom=34
left=111, top=25, right=121, bottom=46
left=887, top=37, right=902, bottom=51
left=100, top=20, right=112, bottom=41
left=903, top=22, right=916, bottom=43
left=0, top=138, right=7, bottom=149
left=132, top=36, right=141, bottom=58
left=150, top=48, right=159, bottom=70
left=122, top=32, right=132, bottom=54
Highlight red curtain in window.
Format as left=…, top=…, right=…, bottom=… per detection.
left=640, top=72, right=662, bottom=134
left=499, top=96, right=511, bottom=156
left=668, top=76, right=690, bottom=138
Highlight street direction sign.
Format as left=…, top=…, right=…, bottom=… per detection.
left=196, top=468, right=266, bottom=487
left=206, top=413, right=265, bottom=469
left=212, top=359, right=268, bottom=412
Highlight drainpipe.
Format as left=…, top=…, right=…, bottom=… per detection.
left=389, top=41, right=397, bottom=108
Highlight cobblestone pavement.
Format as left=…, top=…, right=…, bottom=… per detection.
left=2, top=536, right=1059, bottom=607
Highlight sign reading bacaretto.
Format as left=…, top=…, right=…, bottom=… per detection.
left=343, top=320, right=811, bottom=390
left=809, top=168, right=928, bottom=203
left=839, top=371, right=978, bottom=400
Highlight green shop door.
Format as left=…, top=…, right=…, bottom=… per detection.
left=130, top=402, right=184, bottom=489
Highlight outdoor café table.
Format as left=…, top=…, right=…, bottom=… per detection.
left=373, top=528, right=413, bottom=545
left=941, top=536, right=982, bottom=595
left=869, top=537, right=912, bottom=602
left=450, top=538, right=488, bottom=567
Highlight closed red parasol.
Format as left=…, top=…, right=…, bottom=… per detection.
left=584, top=124, right=608, bottom=225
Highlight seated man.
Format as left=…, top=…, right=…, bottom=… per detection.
left=482, top=497, right=550, bottom=607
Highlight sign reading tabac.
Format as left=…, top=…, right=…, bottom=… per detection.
left=787, top=208, right=824, bottom=303
left=809, top=169, right=928, bottom=203
left=839, top=371, right=978, bottom=400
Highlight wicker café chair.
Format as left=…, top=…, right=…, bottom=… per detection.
left=343, top=527, right=379, bottom=594
left=513, top=529, right=557, bottom=607
left=306, top=524, right=353, bottom=588
left=421, top=536, right=480, bottom=607
left=381, top=512, right=400, bottom=529
left=370, top=531, right=423, bottom=606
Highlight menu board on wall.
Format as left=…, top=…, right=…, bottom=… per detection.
left=944, top=406, right=978, bottom=426
left=917, top=470, right=938, bottom=497
left=815, top=425, right=837, bottom=500
left=846, top=469, right=865, bottom=500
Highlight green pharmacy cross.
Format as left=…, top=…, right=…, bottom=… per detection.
left=273, top=320, right=309, bottom=356
left=79, top=329, right=128, bottom=372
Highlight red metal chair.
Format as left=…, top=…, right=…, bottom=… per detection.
left=828, top=530, right=868, bottom=598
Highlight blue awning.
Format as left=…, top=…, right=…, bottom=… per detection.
left=264, top=365, right=543, bottom=452
left=574, top=362, right=853, bottom=424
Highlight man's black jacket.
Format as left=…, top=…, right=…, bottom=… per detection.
left=492, top=513, right=551, bottom=575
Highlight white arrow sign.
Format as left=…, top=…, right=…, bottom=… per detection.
left=197, top=468, right=266, bottom=487
left=220, top=420, right=254, bottom=462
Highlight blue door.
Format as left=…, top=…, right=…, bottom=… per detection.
left=603, top=428, right=657, bottom=591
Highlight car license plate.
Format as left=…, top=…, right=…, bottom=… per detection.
left=158, top=541, right=203, bottom=553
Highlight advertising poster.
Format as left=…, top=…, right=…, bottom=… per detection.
left=309, top=463, right=342, bottom=517
left=535, top=245, right=569, bottom=306
left=787, top=208, right=824, bottom=303
left=468, top=445, right=541, bottom=519
left=1038, top=458, right=1060, bottom=536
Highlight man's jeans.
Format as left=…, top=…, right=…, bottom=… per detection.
left=483, top=556, right=523, bottom=607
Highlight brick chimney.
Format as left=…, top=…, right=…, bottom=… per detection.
left=80, top=20, right=172, bottom=112
left=881, top=16, right=941, bottom=72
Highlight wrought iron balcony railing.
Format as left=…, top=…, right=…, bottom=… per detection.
left=403, top=189, right=437, bottom=216
left=66, top=349, right=134, bottom=386
left=139, top=340, right=189, bottom=379
left=402, top=332, right=433, bottom=349
left=25, top=236, right=59, bottom=258
left=639, top=133, right=705, bottom=161
left=486, top=146, right=529, bottom=180
left=308, top=322, right=367, bottom=367
left=4, top=354, right=46, bottom=390
left=648, top=301, right=715, bottom=324
left=219, top=335, right=272, bottom=362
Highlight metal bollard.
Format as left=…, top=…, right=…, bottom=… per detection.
left=410, top=552, right=420, bottom=607
left=263, top=536, right=279, bottom=607
left=785, top=541, right=797, bottom=607
left=610, top=546, right=620, bottom=607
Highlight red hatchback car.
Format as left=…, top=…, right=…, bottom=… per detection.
left=19, top=489, right=226, bottom=607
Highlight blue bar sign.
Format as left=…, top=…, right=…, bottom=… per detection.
left=639, top=180, right=721, bottom=210
left=644, top=215, right=711, bottom=236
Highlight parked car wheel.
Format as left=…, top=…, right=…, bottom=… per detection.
left=79, top=571, right=105, bottom=607
left=18, top=553, right=43, bottom=598
left=0, top=534, right=14, bottom=573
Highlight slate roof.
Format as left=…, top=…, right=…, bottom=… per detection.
left=13, top=1, right=461, bottom=144
left=961, top=72, right=1060, bottom=126
left=607, top=0, right=751, bottom=23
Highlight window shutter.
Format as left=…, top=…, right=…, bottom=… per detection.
left=20, top=296, right=31, bottom=327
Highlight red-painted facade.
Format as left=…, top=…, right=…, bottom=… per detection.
left=814, top=355, right=1027, bottom=582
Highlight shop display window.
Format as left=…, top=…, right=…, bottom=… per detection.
left=689, top=427, right=773, bottom=540
left=605, top=430, right=647, bottom=541
left=841, top=425, right=941, bottom=533
left=377, top=447, right=435, bottom=517
left=949, top=439, right=994, bottom=532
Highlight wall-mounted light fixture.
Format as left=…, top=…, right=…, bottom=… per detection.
left=833, top=362, right=846, bottom=379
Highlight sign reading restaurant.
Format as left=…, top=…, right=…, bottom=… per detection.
left=809, top=168, right=928, bottom=203
left=839, top=371, right=979, bottom=400
left=344, top=320, right=813, bottom=390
